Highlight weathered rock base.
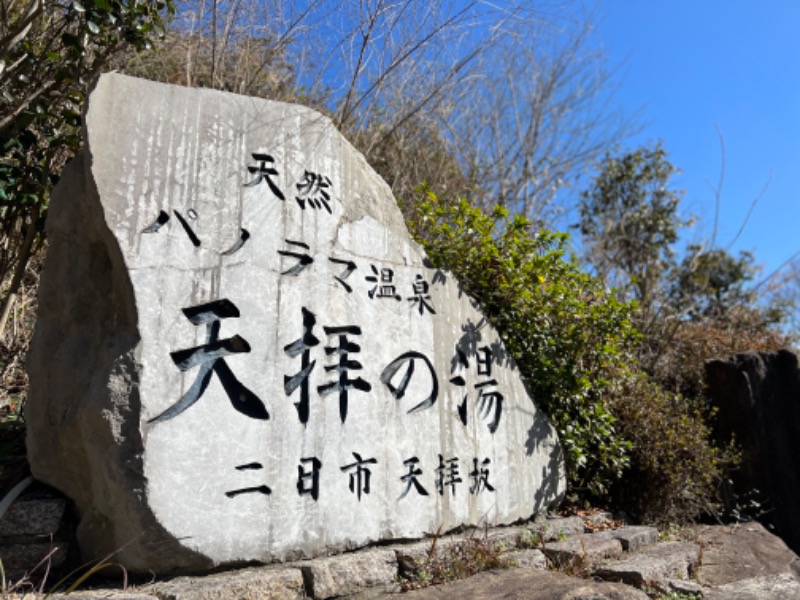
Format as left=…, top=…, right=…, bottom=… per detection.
left=5, top=514, right=799, bottom=599
left=706, top=350, right=800, bottom=555
left=0, top=484, right=69, bottom=582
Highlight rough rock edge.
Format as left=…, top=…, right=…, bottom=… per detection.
left=25, top=152, right=212, bottom=573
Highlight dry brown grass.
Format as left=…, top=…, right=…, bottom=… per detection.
left=397, top=526, right=515, bottom=591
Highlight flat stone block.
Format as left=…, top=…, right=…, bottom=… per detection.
left=393, top=536, right=466, bottom=559
left=392, top=531, right=520, bottom=583
left=703, top=572, right=800, bottom=600
left=695, top=523, right=798, bottom=587
left=594, top=541, right=699, bottom=587
left=666, top=578, right=703, bottom=595
left=506, top=548, right=547, bottom=569
left=48, top=593, right=159, bottom=600
left=390, top=540, right=432, bottom=567
left=0, top=541, right=68, bottom=579
left=301, top=549, right=398, bottom=599
left=150, top=567, right=305, bottom=600
left=0, top=497, right=66, bottom=538
left=542, top=534, right=623, bottom=567
left=529, top=516, right=585, bottom=541
left=487, top=526, right=530, bottom=549
left=611, top=526, right=659, bottom=552
left=591, top=526, right=659, bottom=552
left=397, top=567, right=649, bottom=600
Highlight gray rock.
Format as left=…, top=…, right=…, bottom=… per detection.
left=300, top=549, right=398, bottom=599
left=704, top=572, right=800, bottom=600
left=706, top=349, right=800, bottom=553
left=488, top=526, right=533, bottom=549
left=0, top=496, right=66, bottom=538
left=389, top=540, right=432, bottom=565
left=591, top=526, right=659, bottom=552
left=149, top=567, right=305, bottom=600
left=542, top=534, right=623, bottom=568
left=338, top=589, right=404, bottom=600
left=666, top=578, right=703, bottom=595
left=399, top=568, right=648, bottom=599
left=530, top=516, right=586, bottom=541
left=593, top=541, right=699, bottom=588
left=506, top=548, right=547, bottom=569
left=19, top=523, right=800, bottom=600
left=26, top=73, right=565, bottom=573
left=0, top=541, right=68, bottom=580
left=47, top=593, right=159, bottom=600
left=694, top=522, right=798, bottom=587
left=611, top=527, right=659, bottom=553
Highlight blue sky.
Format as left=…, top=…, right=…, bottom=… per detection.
left=594, top=1, right=800, bottom=284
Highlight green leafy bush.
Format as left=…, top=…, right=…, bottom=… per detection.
left=607, top=372, right=732, bottom=524
left=407, top=188, right=728, bottom=521
left=408, top=188, right=638, bottom=497
left=1, top=0, right=175, bottom=341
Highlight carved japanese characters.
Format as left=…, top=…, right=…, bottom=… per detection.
left=26, top=74, right=565, bottom=574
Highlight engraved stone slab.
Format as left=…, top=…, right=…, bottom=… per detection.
left=27, top=73, right=564, bottom=574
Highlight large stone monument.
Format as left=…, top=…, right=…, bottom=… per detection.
left=27, top=73, right=565, bottom=574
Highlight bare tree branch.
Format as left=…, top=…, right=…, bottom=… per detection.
left=706, top=124, right=725, bottom=248
left=115, top=1, right=631, bottom=220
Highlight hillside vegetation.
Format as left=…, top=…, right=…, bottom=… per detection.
left=1, top=0, right=795, bottom=523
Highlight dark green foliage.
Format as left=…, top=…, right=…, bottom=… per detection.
left=572, top=143, right=793, bottom=521
left=1, top=0, right=174, bottom=290
left=1, top=0, right=174, bottom=161
left=670, top=246, right=759, bottom=320
left=408, top=187, right=730, bottom=521
left=408, top=187, right=638, bottom=497
left=578, top=144, right=687, bottom=311
left=578, top=141, right=791, bottom=390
